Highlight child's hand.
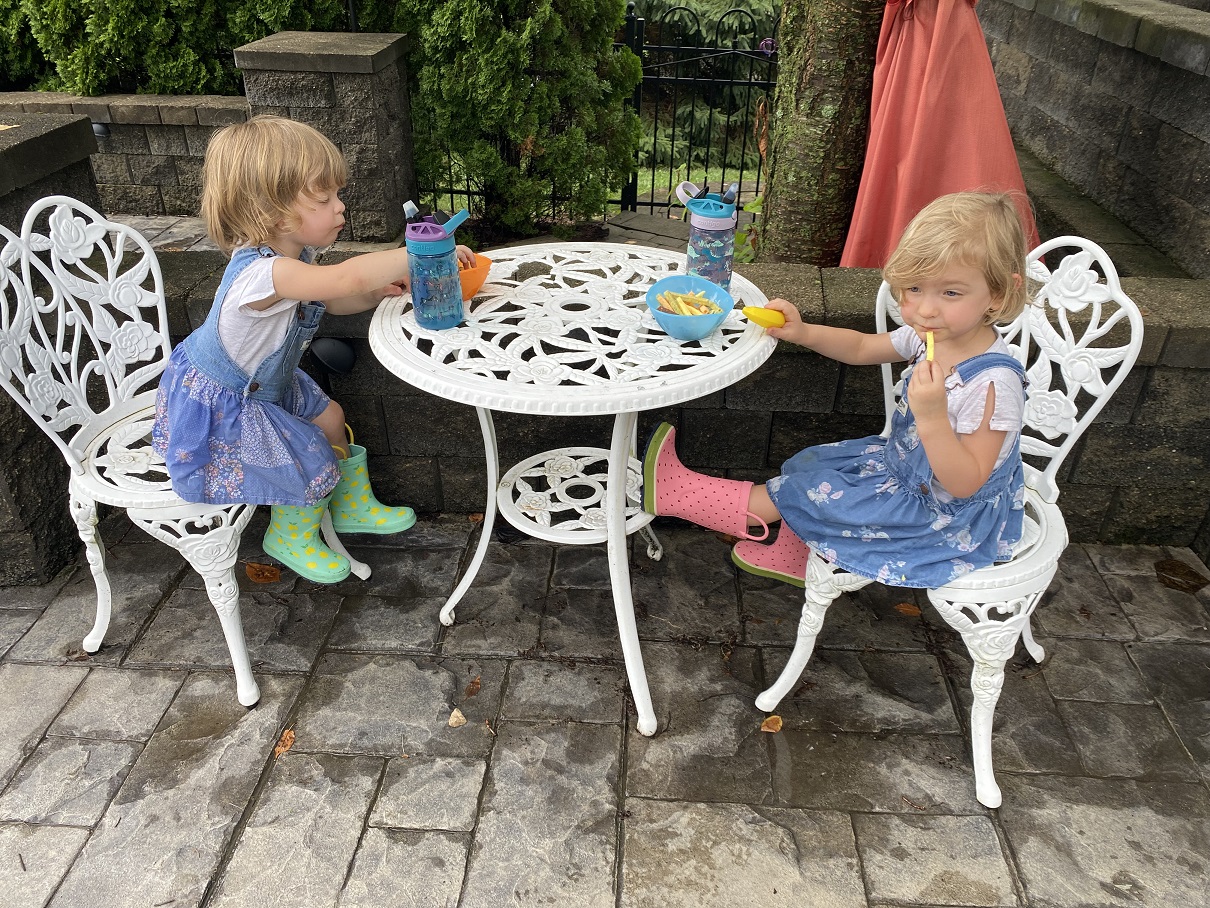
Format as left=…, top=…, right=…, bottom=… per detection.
left=907, top=359, right=948, bottom=424
left=455, top=245, right=476, bottom=267
left=376, top=279, right=407, bottom=298
left=762, top=298, right=803, bottom=341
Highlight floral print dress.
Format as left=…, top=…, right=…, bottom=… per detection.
left=767, top=351, right=1027, bottom=588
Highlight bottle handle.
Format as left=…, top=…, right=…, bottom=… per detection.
left=675, top=181, right=699, bottom=206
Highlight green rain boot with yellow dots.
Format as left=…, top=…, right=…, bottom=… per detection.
left=262, top=496, right=351, bottom=583
left=328, top=444, right=417, bottom=535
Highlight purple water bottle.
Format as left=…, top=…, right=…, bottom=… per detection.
left=404, top=207, right=469, bottom=330
left=676, top=181, right=738, bottom=291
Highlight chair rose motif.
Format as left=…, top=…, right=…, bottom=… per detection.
left=0, top=196, right=363, bottom=706
left=755, top=237, right=1145, bottom=808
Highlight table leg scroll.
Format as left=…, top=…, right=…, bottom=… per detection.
left=440, top=407, right=500, bottom=626
left=608, top=411, right=658, bottom=735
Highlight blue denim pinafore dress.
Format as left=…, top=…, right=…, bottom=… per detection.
left=767, top=352, right=1027, bottom=588
left=151, top=246, right=342, bottom=506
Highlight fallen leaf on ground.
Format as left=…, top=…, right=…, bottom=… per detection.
left=273, top=729, right=295, bottom=758
left=468, top=513, right=485, bottom=524
left=448, top=708, right=468, bottom=728
left=246, top=562, right=281, bottom=583
left=894, top=602, right=922, bottom=617
left=760, top=715, right=783, bottom=733
left=1154, top=558, right=1209, bottom=594
left=464, top=675, right=481, bottom=699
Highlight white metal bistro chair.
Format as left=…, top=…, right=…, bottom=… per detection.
left=0, top=196, right=367, bottom=706
left=755, top=237, right=1145, bottom=807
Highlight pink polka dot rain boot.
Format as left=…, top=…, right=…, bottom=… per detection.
left=732, top=524, right=810, bottom=589
left=641, top=422, right=769, bottom=540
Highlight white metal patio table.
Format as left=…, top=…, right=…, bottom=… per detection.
left=368, top=242, right=776, bottom=734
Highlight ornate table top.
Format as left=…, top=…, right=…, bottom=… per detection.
left=369, top=242, right=776, bottom=414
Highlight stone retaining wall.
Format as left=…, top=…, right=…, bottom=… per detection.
left=0, top=92, right=247, bottom=220
left=0, top=32, right=417, bottom=243
left=983, top=0, right=1210, bottom=278
left=157, top=252, right=1210, bottom=565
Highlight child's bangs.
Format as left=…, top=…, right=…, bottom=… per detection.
left=300, top=136, right=348, bottom=193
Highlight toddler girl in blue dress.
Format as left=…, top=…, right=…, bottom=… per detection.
left=152, top=115, right=474, bottom=583
left=643, top=191, right=1030, bottom=589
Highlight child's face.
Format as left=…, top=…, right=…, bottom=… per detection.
left=898, top=262, right=999, bottom=347
left=283, top=185, right=346, bottom=249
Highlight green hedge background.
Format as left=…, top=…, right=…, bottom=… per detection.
left=0, top=1, right=643, bottom=232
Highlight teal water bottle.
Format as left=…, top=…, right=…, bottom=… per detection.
left=676, top=181, right=738, bottom=291
left=404, top=207, right=469, bottom=330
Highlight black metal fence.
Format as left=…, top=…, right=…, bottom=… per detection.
left=421, top=4, right=778, bottom=223
left=614, top=3, right=778, bottom=221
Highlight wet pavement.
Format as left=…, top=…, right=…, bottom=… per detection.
left=1, top=508, right=1209, bottom=907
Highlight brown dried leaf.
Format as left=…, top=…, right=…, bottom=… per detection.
left=246, top=561, right=281, bottom=584
left=760, top=715, right=783, bottom=733
left=464, top=675, right=482, bottom=699
left=448, top=708, right=468, bottom=728
left=468, top=513, right=485, bottom=524
left=272, top=728, right=295, bottom=759
left=894, top=602, right=922, bottom=617
left=1154, top=559, right=1209, bottom=594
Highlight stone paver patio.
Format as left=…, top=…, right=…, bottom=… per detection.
left=2, top=509, right=1208, bottom=908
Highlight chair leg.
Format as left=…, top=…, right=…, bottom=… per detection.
left=929, top=591, right=1044, bottom=809
left=71, top=493, right=112, bottom=653
left=129, top=504, right=261, bottom=707
left=755, top=552, right=874, bottom=712
left=320, top=509, right=371, bottom=580
left=1020, top=617, right=1046, bottom=664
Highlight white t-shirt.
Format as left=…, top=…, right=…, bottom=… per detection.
left=216, top=252, right=310, bottom=374
left=889, top=324, right=1024, bottom=472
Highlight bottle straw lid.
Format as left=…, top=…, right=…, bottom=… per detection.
left=404, top=208, right=469, bottom=253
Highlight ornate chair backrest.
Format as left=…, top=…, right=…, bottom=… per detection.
left=0, top=196, right=170, bottom=475
left=874, top=237, right=1144, bottom=503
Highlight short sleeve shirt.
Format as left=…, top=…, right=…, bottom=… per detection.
left=889, top=325, right=1024, bottom=470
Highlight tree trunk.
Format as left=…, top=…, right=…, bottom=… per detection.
left=758, top=0, right=883, bottom=265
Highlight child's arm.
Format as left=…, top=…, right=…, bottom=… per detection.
left=762, top=298, right=900, bottom=365
left=910, top=362, right=1006, bottom=498
left=268, top=246, right=477, bottom=315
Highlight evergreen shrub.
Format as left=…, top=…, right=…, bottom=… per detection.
left=396, top=0, right=642, bottom=234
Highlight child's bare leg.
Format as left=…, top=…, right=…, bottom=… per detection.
left=747, top=484, right=782, bottom=527
left=313, top=401, right=347, bottom=456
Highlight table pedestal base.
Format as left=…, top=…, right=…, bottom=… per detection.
left=440, top=408, right=661, bottom=735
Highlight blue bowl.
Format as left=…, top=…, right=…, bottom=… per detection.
left=646, top=274, right=733, bottom=341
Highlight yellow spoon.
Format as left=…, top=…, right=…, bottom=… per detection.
left=742, top=306, right=786, bottom=329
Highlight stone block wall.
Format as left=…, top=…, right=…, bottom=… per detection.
left=0, top=32, right=418, bottom=243
left=982, top=0, right=1210, bottom=278
left=0, top=92, right=248, bottom=220
left=0, top=113, right=102, bottom=583
left=271, top=259, right=1208, bottom=565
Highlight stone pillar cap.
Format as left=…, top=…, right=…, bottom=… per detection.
left=234, top=31, right=406, bottom=74
left=0, top=113, right=97, bottom=196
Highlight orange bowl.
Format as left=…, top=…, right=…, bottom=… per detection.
left=458, top=254, right=492, bottom=300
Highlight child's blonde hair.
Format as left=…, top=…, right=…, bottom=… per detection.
left=883, top=191, right=1030, bottom=325
left=201, top=115, right=348, bottom=254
